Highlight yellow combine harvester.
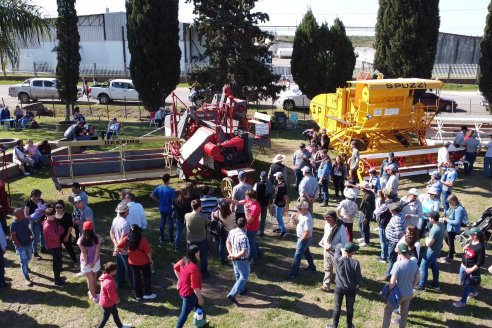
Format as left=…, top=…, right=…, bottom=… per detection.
left=310, top=78, right=449, bottom=178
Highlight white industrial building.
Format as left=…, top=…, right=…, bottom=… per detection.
left=13, top=11, right=206, bottom=81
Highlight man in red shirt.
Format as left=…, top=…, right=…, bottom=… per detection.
left=232, top=189, right=261, bottom=265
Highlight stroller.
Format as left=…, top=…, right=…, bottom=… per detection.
left=457, top=207, right=492, bottom=247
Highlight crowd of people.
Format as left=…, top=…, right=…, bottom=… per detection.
left=0, top=125, right=491, bottom=328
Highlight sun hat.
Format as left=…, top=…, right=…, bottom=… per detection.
left=272, top=154, right=286, bottom=163
left=323, top=210, right=338, bottom=220
left=301, top=166, right=311, bottom=173
left=273, top=171, right=283, bottom=178
left=359, top=181, right=372, bottom=190
left=115, top=202, right=129, bottom=213
left=343, top=188, right=357, bottom=199
left=83, top=221, right=94, bottom=231
left=73, top=196, right=83, bottom=203
left=344, top=242, right=359, bottom=253
left=408, top=188, right=419, bottom=196
left=467, top=227, right=483, bottom=236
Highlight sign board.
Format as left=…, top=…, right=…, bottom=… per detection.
left=55, top=136, right=180, bottom=147
left=255, top=123, right=269, bottom=136
left=384, top=108, right=400, bottom=116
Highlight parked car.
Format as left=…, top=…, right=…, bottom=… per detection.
left=479, top=91, right=490, bottom=111
left=275, top=88, right=311, bottom=110
left=414, top=92, right=458, bottom=112
left=8, top=78, right=83, bottom=103
left=89, top=79, right=140, bottom=104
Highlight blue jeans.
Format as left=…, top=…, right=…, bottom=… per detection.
left=15, top=245, right=32, bottom=280
left=419, top=251, right=439, bottom=288
left=175, top=219, right=185, bottom=250
left=246, top=230, right=260, bottom=261
left=188, top=239, right=208, bottom=275
left=289, top=237, right=315, bottom=277
left=159, top=211, right=174, bottom=243
left=320, top=179, right=329, bottom=204
left=259, top=206, right=268, bottom=235
left=441, top=190, right=451, bottom=212
left=459, top=265, right=477, bottom=304
left=30, top=221, right=45, bottom=253
left=217, top=233, right=227, bottom=263
left=484, top=156, right=492, bottom=177
left=228, top=259, right=250, bottom=297
left=385, top=241, right=398, bottom=278
left=295, top=168, right=303, bottom=189
left=358, top=213, right=370, bottom=244
left=378, top=227, right=389, bottom=260
left=275, top=205, right=286, bottom=233
left=0, top=249, right=5, bottom=285
left=176, top=293, right=198, bottom=328
left=116, top=253, right=134, bottom=289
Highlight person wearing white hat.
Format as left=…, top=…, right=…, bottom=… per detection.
left=298, top=166, right=319, bottom=214
left=288, top=201, right=316, bottom=279
left=426, top=171, right=442, bottom=196
left=337, top=188, right=359, bottom=242
left=384, top=164, right=399, bottom=199
left=379, top=152, right=399, bottom=189
left=268, top=154, right=288, bottom=185
left=358, top=181, right=375, bottom=247
left=418, top=187, right=441, bottom=236
left=400, top=188, right=423, bottom=228
left=110, top=202, right=133, bottom=290
left=272, top=171, right=288, bottom=237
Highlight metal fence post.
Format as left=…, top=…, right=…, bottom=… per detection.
left=106, top=103, right=109, bottom=119
left=33, top=62, right=37, bottom=77
left=124, top=97, right=127, bottom=119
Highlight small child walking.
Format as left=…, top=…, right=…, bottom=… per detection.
left=97, top=262, right=131, bottom=328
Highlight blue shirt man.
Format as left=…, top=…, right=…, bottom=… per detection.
left=440, top=166, right=457, bottom=212
left=151, top=174, right=176, bottom=244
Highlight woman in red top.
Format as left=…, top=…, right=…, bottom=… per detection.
left=173, top=245, right=204, bottom=328
left=116, top=224, right=155, bottom=301
left=42, top=206, right=65, bottom=287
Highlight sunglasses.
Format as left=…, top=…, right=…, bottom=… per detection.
left=55, top=206, right=63, bottom=209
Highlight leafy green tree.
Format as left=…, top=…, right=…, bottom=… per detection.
left=126, top=0, right=181, bottom=110
left=479, top=0, right=492, bottom=114
left=0, top=0, right=49, bottom=77
left=187, top=0, right=281, bottom=102
left=291, top=10, right=355, bottom=99
left=374, top=0, right=440, bottom=78
left=56, top=0, right=81, bottom=120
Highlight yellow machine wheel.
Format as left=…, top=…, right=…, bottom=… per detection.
left=220, top=177, right=234, bottom=198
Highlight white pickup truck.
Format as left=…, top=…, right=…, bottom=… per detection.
left=8, top=78, right=83, bottom=103
left=89, top=79, right=140, bottom=104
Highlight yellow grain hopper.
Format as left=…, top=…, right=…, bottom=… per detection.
left=310, top=78, right=449, bottom=177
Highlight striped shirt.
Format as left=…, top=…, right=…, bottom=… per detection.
left=385, top=213, right=406, bottom=243
left=227, top=227, right=250, bottom=260
left=200, top=196, right=218, bottom=219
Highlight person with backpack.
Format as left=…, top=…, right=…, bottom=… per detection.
left=211, top=199, right=236, bottom=265
left=117, top=224, right=155, bottom=301
left=253, top=171, right=274, bottom=236
left=440, top=195, right=467, bottom=264
left=374, top=189, right=394, bottom=263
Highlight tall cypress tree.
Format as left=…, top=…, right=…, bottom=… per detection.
left=291, top=11, right=355, bottom=99
left=187, top=0, right=281, bottom=102
left=374, top=0, right=440, bottom=78
left=56, top=0, right=80, bottom=120
left=126, top=0, right=181, bottom=110
left=479, top=0, right=492, bottom=114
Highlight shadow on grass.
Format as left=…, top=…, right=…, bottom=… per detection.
left=0, top=310, right=59, bottom=327
left=0, top=287, right=88, bottom=308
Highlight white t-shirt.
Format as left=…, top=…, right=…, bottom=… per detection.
left=437, top=146, right=449, bottom=167
left=296, top=213, right=313, bottom=238
left=485, top=141, right=492, bottom=158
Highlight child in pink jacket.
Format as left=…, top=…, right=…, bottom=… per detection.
left=97, top=262, right=131, bottom=328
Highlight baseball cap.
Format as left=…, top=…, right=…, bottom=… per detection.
left=238, top=171, right=247, bottom=180
left=301, top=166, right=311, bottom=173
left=260, top=171, right=267, bottom=179
left=83, top=221, right=94, bottom=231
left=73, top=196, right=83, bottom=203
left=344, top=242, right=359, bottom=253
left=467, top=227, right=483, bottom=236
left=323, top=210, right=338, bottom=220
left=115, top=202, right=129, bottom=213
left=408, top=188, right=419, bottom=196
left=273, top=171, right=283, bottom=178
left=388, top=152, right=395, bottom=157
left=398, top=243, right=409, bottom=254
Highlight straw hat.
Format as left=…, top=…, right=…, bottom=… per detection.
left=272, top=154, right=286, bottom=163
left=343, top=188, right=357, bottom=199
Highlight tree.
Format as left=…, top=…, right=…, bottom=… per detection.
left=291, top=10, right=355, bottom=99
left=374, top=0, right=440, bottom=78
left=187, top=0, right=281, bottom=102
left=0, top=0, right=49, bottom=77
left=126, top=0, right=181, bottom=110
left=56, top=0, right=80, bottom=120
left=479, top=1, right=492, bottom=114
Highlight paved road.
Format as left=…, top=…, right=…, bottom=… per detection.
left=0, top=84, right=487, bottom=115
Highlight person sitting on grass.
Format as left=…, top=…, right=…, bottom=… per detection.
left=78, top=221, right=101, bottom=303
left=97, top=262, right=131, bottom=328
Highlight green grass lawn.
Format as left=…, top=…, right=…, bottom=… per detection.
left=0, top=117, right=491, bottom=327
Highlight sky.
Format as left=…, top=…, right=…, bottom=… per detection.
left=33, top=0, right=489, bottom=36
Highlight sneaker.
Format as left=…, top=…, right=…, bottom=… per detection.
left=34, top=253, right=42, bottom=260
left=273, top=228, right=281, bottom=233
left=320, top=286, right=332, bottom=293
left=75, top=271, right=85, bottom=277
left=413, top=286, right=425, bottom=291
left=427, top=285, right=440, bottom=292
left=25, top=279, right=33, bottom=287
left=376, top=257, right=387, bottom=263
left=452, top=301, right=466, bottom=308
left=391, top=317, right=401, bottom=324
left=438, top=257, right=450, bottom=264
left=143, top=294, right=156, bottom=299
left=392, top=308, right=400, bottom=315
left=227, top=295, right=238, bottom=304
left=468, top=291, right=478, bottom=298
left=357, top=238, right=364, bottom=242
left=134, top=296, right=143, bottom=302
left=359, top=242, right=368, bottom=247
left=24, top=172, right=30, bottom=176
left=280, top=231, right=287, bottom=238
left=54, top=280, right=65, bottom=287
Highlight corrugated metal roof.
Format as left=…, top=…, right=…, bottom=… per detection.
left=104, top=12, right=128, bottom=41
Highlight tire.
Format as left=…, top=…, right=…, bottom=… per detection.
left=19, top=93, right=30, bottom=103
left=98, top=94, right=110, bottom=104
left=283, top=100, right=295, bottom=111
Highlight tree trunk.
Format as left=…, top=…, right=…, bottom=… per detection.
left=65, top=99, right=70, bottom=121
